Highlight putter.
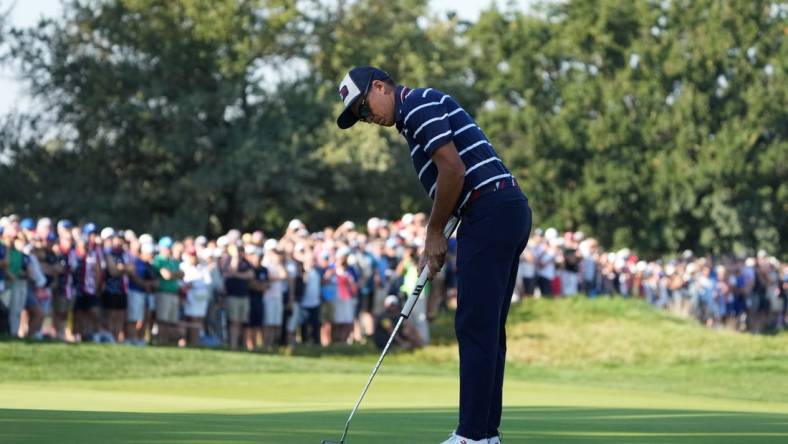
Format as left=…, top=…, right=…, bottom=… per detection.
left=321, top=215, right=460, bottom=444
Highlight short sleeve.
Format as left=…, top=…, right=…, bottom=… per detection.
left=404, top=90, right=453, bottom=157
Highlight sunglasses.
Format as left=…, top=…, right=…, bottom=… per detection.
left=356, top=75, right=373, bottom=122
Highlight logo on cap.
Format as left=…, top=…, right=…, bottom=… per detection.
left=339, top=85, right=349, bottom=101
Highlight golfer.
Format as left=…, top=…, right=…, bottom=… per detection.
left=336, top=66, right=532, bottom=444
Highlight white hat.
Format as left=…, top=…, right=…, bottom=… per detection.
left=383, top=295, right=400, bottom=307
left=544, top=227, right=558, bottom=241
left=264, top=238, right=278, bottom=251
left=288, top=219, right=305, bottom=231
left=340, top=220, right=356, bottom=231
left=217, top=236, right=229, bottom=247
left=100, top=227, right=116, bottom=239
left=401, top=213, right=414, bottom=225
left=617, top=248, right=631, bottom=259
left=139, top=233, right=154, bottom=245
left=367, top=217, right=381, bottom=230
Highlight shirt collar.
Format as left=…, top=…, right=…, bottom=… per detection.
left=395, top=85, right=410, bottom=133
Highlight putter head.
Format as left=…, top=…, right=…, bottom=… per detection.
left=320, top=441, right=343, bottom=444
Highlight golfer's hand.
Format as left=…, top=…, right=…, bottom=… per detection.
left=419, top=229, right=448, bottom=280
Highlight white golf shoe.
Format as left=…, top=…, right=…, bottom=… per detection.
left=439, top=431, right=487, bottom=444
left=488, top=436, right=502, bottom=444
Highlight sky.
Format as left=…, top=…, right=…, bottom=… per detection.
left=0, top=0, right=536, bottom=115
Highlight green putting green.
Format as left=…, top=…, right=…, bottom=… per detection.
left=1, top=372, right=787, bottom=443
left=2, top=298, right=787, bottom=443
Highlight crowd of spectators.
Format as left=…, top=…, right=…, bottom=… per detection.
left=519, top=228, right=788, bottom=333
left=1, top=214, right=786, bottom=351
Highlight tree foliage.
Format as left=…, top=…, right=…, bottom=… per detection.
left=1, top=0, right=785, bottom=256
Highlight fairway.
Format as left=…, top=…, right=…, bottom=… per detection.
left=2, top=372, right=788, bottom=443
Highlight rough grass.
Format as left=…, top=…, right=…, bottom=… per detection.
left=1, top=297, right=786, bottom=402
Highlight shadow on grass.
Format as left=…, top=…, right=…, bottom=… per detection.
left=0, top=406, right=786, bottom=444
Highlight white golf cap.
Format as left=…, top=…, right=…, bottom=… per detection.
left=383, top=295, right=400, bottom=307
left=100, top=227, right=116, bottom=239
left=264, top=238, right=278, bottom=251
left=217, top=236, right=229, bottom=247
left=288, top=219, right=305, bottom=231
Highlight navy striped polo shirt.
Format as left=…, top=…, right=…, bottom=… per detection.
left=394, top=86, right=514, bottom=212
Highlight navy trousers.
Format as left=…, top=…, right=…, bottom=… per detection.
left=455, top=186, right=532, bottom=440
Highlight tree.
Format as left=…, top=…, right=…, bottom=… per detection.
left=466, top=0, right=786, bottom=257
left=2, top=0, right=784, bottom=257
left=6, top=0, right=312, bottom=236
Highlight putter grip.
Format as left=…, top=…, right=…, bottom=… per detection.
left=400, top=216, right=460, bottom=318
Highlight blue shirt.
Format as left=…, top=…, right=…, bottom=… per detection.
left=128, top=256, right=154, bottom=292
left=250, top=265, right=269, bottom=299
left=395, top=86, right=513, bottom=212
left=223, top=257, right=252, bottom=297
left=321, top=265, right=337, bottom=302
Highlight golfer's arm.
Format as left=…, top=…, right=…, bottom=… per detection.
left=427, top=142, right=465, bottom=234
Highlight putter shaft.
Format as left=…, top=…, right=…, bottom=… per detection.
left=332, top=216, right=460, bottom=444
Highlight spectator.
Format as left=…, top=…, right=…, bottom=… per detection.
left=244, top=246, right=268, bottom=351
left=262, top=240, right=287, bottom=350
left=536, top=239, right=556, bottom=297
left=561, top=234, right=580, bottom=296
left=299, top=249, right=322, bottom=345
left=517, top=245, right=536, bottom=299
left=127, top=241, right=156, bottom=345
left=282, top=245, right=304, bottom=348
left=21, top=234, right=47, bottom=339
left=353, top=235, right=377, bottom=337
left=51, top=229, right=76, bottom=341
left=31, top=233, right=61, bottom=339
left=181, top=245, right=214, bottom=346
left=2, top=212, right=784, bottom=346
left=333, top=247, right=357, bottom=344
left=319, top=250, right=337, bottom=346
left=373, top=295, right=422, bottom=351
left=73, top=223, right=103, bottom=342
left=397, top=246, right=430, bottom=345
left=152, top=236, right=182, bottom=345
left=580, top=239, right=598, bottom=296
left=221, top=241, right=254, bottom=350
left=102, top=229, right=130, bottom=341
